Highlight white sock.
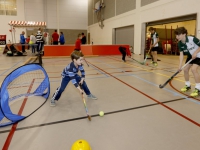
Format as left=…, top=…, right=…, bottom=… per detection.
left=185, top=81, right=190, bottom=87
left=195, top=83, right=200, bottom=90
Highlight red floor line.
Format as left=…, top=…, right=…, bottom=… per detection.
left=88, top=61, right=200, bottom=127
left=3, top=79, right=35, bottom=150
left=169, top=81, right=200, bottom=102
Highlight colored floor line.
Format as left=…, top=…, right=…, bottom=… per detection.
left=109, top=56, right=196, bottom=86
left=0, top=97, right=185, bottom=134
left=130, top=74, right=200, bottom=105
left=0, top=61, right=22, bottom=76
left=169, top=81, right=200, bottom=102
left=87, top=61, right=200, bottom=127
left=2, top=79, right=35, bottom=150
left=99, top=58, right=200, bottom=105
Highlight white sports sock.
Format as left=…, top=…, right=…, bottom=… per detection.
left=185, top=81, right=190, bottom=87
left=195, top=83, right=200, bottom=90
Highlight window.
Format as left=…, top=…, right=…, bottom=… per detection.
left=0, top=0, right=17, bottom=16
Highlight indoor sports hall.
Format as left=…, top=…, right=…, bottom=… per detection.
left=0, top=0, right=200, bottom=150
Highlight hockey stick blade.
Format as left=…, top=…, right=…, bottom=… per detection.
left=159, top=72, right=179, bottom=88
left=159, top=59, right=192, bottom=88
left=88, top=115, right=91, bottom=121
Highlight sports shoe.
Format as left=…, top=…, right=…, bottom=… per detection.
left=180, top=85, right=191, bottom=92
left=190, top=88, right=200, bottom=97
left=154, top=62, right=158, bottom=66
left=50, top=99, right=56, bottom=107
left=23, top=51, right=27, bottom=54
left=87, top=94, right=98, bottom=100
left=151, top=61, right=154, bottom=64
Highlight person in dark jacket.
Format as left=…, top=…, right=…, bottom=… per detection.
left=81, top=33, right=86, bottom=44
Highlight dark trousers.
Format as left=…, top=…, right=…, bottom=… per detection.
left=53, top=41, right=58, bottom=45
left=21, top=44, right=25, bottom=52
left=32, top=45, right=36, bottom=53
left=52, top=75, right=91, bottom=101
left=36, top=42, right=43, bottom=52
left=119, top=49, right=126, bottom=61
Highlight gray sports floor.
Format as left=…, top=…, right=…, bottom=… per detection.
left=0, top=49, right=200, bottom=150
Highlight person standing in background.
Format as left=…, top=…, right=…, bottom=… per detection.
left=74, top=34, right=82, bottom=51
left=26, top=35, right=30, bottom=50
left=52, top=30, right=59, bottom=45
left=148, top=27, right=159, bottom=66
left=30, top=33, right=36, bottom=53
left=36, top=28, right=44, bottom=53
left=81, top=33, right=86, bottom=44
left=59, top=32, right=65, bottom=45
left=20, top=31, right=26, bottom=53
left=43, top=31, right=47, bottom=45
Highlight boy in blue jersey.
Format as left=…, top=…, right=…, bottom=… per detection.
left=50, top=51, right=97, bottom=107
left=174, top=27, right=200, bottom=97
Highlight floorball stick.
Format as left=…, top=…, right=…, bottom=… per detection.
left=159, top=59, right=192, bottom=88
left=131, top=57, right=144, bottom=65
left=143, top=48, right=152, bottom=64
left=79, top=83, right=91, bottom=121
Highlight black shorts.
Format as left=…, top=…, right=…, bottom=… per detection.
left=74, top=49, right=81, bottom=51
left=151, top=47, right=159, bottom=52
left=186, top=57, right=200, bottom=66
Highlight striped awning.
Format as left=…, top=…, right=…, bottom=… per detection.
left=8, top=21, right=46, bottom=27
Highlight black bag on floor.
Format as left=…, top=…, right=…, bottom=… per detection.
left=8, top=44, right=23, bottom=56
left=7, top=50, right=13, bottom=56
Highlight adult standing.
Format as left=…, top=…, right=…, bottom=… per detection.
left=26, top=35, right=30, bottom=50
left=30, top=33, right=36, bottom=53
left=81, top=32, right=86, bottom=44
left=59, top=32, right=65, bottom=45
left=52, top=30, right=59, bottom=45
left=75, top=34, right=82, bottom=51
left=36, top=28, right=44, bottom=53
left=20, top=31, right=26, bottom=53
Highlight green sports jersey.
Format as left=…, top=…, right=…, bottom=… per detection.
left=151, top=32, right=159, bottom=47
left=178, top=36, right=200, bottom=58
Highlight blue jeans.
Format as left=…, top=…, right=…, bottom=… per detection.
left=32, top=45, right=36, bottom=53
left=52, top=75, right=91, bottom=101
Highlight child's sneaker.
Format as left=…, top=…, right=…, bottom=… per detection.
left=180, top=85, right=191, bottom=92
left=50, top=99, right=56, bottom=107
left=190, top=88, right=200, bottom=97
left=87, top=94, right=98, bottom=100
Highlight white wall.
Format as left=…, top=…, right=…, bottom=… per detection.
left=59, top=0, right=88, bottom=29
left=24, top=0, right=44, bottom=22
left=0, top=0, right=25, bottom=45
left=0, top=0, right=88, bottom=47
left=25, top=0, right=88, bottom=30
left=88, top=0, right=200, bottom=54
